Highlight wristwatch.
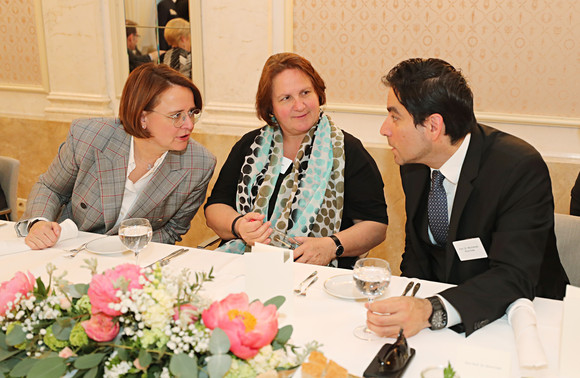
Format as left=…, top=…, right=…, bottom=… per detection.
left=427, top=296, right=448, bottom=330
left=329, top=235, right=344, bottom=257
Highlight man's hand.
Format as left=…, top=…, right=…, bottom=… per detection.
left=366, top=296, right=433, bottom=338
left=24, top=221, right=61, bottom=250
left=292, top=236, right=335, bottom=265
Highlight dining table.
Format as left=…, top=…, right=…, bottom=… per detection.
left=0, top=221, right=563, bottom=377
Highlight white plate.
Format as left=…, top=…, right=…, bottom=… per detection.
left=85, top=237, right=128, bottom=255
left=323, top=274, right=366, bottom=300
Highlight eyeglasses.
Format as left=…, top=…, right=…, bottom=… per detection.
left=150, top=108, right=201, bottom=128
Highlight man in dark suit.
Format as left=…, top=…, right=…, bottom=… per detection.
left=366, top=58, right=568, bottom=337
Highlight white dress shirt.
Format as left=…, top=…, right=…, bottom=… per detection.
left=427, top=133, right=471, bottom=329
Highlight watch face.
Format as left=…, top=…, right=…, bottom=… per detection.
left=432, top=311, right=445, bottom=329
left=335, top=245, right=344, bottom=257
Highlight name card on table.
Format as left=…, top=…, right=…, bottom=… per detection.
left=454, top=345, right=510, bottom=377
left=560, top=285, right=580, bottom=377
left=244, top=242, right=294, bottom=320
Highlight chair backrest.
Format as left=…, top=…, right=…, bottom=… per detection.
left=0, top=156, right=20, bottom=221
left=554, top=213, right=580, bottom=287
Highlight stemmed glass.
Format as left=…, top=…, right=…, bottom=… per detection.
left=119, top=218, right=152, bottom=265
left=353, top=257, right=391, bottom=340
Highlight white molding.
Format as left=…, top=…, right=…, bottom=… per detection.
left=190, top=0, right=205, bottom=98
left=0, top=84, right=46, bottom=93
left=45, top=92, right=114, bottom=121
left=326, top=103, right=580, bottom=129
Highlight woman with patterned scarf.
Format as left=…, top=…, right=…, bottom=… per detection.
left=204, top=53, right=388, bottom=268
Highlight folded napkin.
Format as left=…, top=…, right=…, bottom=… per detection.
left=506, top=298, right=548, bottom=369
left=0, top=219, right=78, bottom=256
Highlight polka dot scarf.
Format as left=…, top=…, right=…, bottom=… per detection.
left=220, top=113, right=345, bottom=253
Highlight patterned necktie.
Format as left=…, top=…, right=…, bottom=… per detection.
left=428, top=170, right=448, bottom=246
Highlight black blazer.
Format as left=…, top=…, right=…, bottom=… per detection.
left=400, top=124, right=568, bottom=335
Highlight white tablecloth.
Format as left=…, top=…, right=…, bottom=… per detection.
left=0, top=222, right=562, bottom=377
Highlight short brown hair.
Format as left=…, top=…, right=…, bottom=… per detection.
left=256, top=53, right=326, bottom=127
left=119, top=63, right=202, bottom=138
left=164, top=18, right=190, bottom=47
left=125, top=19, right=137, bottom=38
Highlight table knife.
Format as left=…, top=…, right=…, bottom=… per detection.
left=145, top=248, right=188, bottom=268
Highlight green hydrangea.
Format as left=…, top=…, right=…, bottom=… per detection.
left=43, top=325, right=69, bottom=351
left=224, top=359, right=255, bottom=378
left=140, top=328, right=169, bottom=349
left=69, top=322, right=89, bottom=347
left=75, top=295, right=92, bottom=314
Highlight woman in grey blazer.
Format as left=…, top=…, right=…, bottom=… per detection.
left=18, top=64, right=216, bottom=249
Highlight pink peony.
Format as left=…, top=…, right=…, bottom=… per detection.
left=173, top=303, right=199, bottom=325
left=87, top=264, right=144, bottom=316
left=202, top=293, right=278, bottom=359
left=81, top=313, right=120, bottom=342
left=0, top=271, right=35, bottom=316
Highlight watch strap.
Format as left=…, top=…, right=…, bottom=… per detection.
left=427, top=296, right=448, bottom=330
left=329, top=234, right=344, bottom=257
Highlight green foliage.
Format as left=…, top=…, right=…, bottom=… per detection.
left=52, top=317, right=75, bottom=341
left=5, top=325, right=25, bottom=347
left=7, top=357, right=35, bottom=377
left=25, top=357, right=67, bottom=378
left=73, top=353, right=106, bottom=369
left=66, top=283, right=89, bottom=298
left=138, top=349, right=152, bottom=369
left=170, top=353, right=198, bottom=378
left=444, top=361, right=457, bottom=378
left=208, top=328, right=230, bottom=355
left=207, top=354, right=231, bottom=378
left=264, top=296, right=286, bottom=310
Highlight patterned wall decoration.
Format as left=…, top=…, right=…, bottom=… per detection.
left=293, top=0, right=579, bottom=117
left=0, top=0, right=43, bottom=86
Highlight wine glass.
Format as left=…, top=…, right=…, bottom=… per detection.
left=119, top=218, right=152, bottom=265
left=353, top=257, right=391, bottom=340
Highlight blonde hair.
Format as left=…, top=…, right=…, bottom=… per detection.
left=164, top=18, right=190, bottom=47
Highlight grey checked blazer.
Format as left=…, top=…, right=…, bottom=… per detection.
left=22, top=118, right=216, bottom=244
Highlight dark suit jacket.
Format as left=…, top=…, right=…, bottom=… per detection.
left=400, top=123, right=568, bottom=335
left=22, top=118, right=216, bottom=244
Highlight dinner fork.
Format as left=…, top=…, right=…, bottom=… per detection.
left=401, top=281, right=414, bottom=296
left=294, top=271, right=317, bottom=294
left=64, top=242, right=89, bottom=258
left=298, top=276, right=318, bottom=296
left=410, top=282, right=421, bottom=297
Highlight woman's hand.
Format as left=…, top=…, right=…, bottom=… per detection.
left=292, top=236, right=336, bottom=265
left=24, top=221, right=61, bottom=250
left=237, top=212, right=272, bottom=246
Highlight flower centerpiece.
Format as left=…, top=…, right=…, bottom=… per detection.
left=0, top=260, right=316, bottom=377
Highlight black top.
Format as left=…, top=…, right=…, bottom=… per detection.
left=205, top=128, right=388, bottom=268
left=571, top=171, right=580, bottom=216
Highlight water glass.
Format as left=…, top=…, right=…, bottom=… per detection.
left=119, top=218, right=152, bottom=264
left=353, top=257, right=391, bottom=340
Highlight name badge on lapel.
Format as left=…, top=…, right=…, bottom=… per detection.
left=452, top=238, right=488, bottom=261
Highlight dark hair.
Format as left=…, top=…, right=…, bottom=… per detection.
left=382, top=58, right=476, bottom=144
left=119, top=63, right=202, bottom=138
left=256, top=53, right=326, bottom=127
left=125, top=20, right=137, bottom=38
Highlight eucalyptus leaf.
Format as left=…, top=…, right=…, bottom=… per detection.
left=138, top=349, right=152, bottom=368
left=83, top=366, right=99, bottom=378
left=264, top=295, right=286, bottom=309
left=8, top=357, right=35, bottom=377
left=5, top=325, right=25, bottom=346
left=115, top=347, right=128, bottom=361
left=0, top=349, right=22, bottom=363
left=25, top=357, right=67, bottom=378
left=53, top=318, right=75, bottom=341
left=66, top=284, right=89, bottom=298
left=0, top=331, right=7, bottom=349
left=73, top=353, right=106, bottom=369
left=206, top=354, right=232, bottom=378
left=274, top=325, right=293, bottom=345
left=0, top=356, right=21, bottom=375
left=169, top=354, right=198, bottom=378
left=208, top=328, right=230, bottom=355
